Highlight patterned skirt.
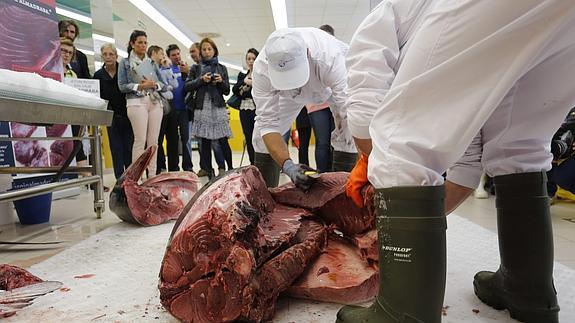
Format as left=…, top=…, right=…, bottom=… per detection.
left=192, top=95, right=232, bottom=140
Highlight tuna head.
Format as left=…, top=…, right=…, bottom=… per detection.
left=110, top=145, right=157, bottom=225
left=110, top=145, right=199, bottom=226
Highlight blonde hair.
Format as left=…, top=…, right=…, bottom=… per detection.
left=100, top=43, right=117, bottom=55
left=59, top=37, right=75, bottom=49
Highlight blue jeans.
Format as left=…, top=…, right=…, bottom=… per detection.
left=165, top=109, right=192, bottom=171
left=199, top=137, right=232, bottom=175
left=107, top=115, right=134, bottom=179
left=308, top=108, right=334, bottom=173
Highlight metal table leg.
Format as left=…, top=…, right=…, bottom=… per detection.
left=92, top=126, right=105, bottom=218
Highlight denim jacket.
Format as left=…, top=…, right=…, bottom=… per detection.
left=118, top=56, right=167, bottom=100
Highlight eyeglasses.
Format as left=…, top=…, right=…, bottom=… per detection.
left=60, top=48, right=74, bottom=56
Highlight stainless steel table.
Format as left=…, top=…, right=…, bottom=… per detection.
left=0, top=96, right=113, bottom=218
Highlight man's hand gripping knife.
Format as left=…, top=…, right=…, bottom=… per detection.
left=346, top=153, right=369, bottom=208
left=282, top=159, right=317, bottom=191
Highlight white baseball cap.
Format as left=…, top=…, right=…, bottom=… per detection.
left=265, top=29, right=309, bottom=90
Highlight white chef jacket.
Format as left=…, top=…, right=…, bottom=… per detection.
left=361, top=0, right=575, bottom=188
left=252, top=27, right=356, bottom=154
left=346, top=0, right=436, bottom=140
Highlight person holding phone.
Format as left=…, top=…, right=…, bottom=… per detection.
left=162, top=44, right=193, bottom=173
left=184, top=38, right=232, bottom=179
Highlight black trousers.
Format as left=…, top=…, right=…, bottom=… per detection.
left=239, top=109, right=256, bottom=165
left=71, top=125, right=88, bottom=162
left=156, top=114, right=168, bottom=174
left=295, top=107, right=311, bottom=166
left=166, top=108, right=193, bottom=171
left=107, top=115, right=133, bottom=179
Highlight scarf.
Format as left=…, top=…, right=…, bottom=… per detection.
left=201, top=56, right=221, bottom=101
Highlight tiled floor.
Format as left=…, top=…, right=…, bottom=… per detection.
left=1, top=148, right=575, bottom=271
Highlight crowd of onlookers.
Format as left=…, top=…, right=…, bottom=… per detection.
left=58, top=20, right=258, bottom=181
left=57, top=20, right=344, bottom=183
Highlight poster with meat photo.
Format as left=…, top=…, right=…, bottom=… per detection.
left=8, top=122, right=75, bottom=180
left=10, top=122, right=49, bottom=169
left=0, top=0, right=76, bottom=188
left=46, top=124, right=75, bottom=167
left=0, top=0, right=63, bottom=80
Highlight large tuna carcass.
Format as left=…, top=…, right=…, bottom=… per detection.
left=159, top=166, right=379, bottom=322
left=110, top=146, right=199, bottom=226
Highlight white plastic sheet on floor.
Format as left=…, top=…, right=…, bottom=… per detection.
left=5, top=215, right=574, bottom=322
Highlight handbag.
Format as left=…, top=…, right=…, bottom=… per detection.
left=226, top=94, right=241, bottom=109
left=160, top=93, right=171, bottom=116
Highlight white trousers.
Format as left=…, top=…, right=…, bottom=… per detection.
left=368, top=0, right=575, bottom=188
left=127, top=96, right=163, bottom=176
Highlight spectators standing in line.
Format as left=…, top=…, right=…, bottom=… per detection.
left=295, top=107, right=311, bottom=166
left=186, top=42, right=226, bottom=177
left=60, top=37, right=89, bottom=175
left=58, top=20, right=91, bottom=78
left=232, top=48, right=259, bottom=165
left=147, top=45, right=178, bottom=174
left=165, top=44, right=193, bottom=172
left=185, top=38, right=233, bottom=179
left=93, top=43, right=133, bottom=179
left=118, top=30, right=168, bottom=177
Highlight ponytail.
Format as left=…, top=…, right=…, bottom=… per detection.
left=127, top=30, right=147, bottom=55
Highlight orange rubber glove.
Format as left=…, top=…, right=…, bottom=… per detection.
left=346, top=153, right=369, bottom=208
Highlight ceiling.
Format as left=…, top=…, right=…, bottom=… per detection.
left=57, top=0, right=371, bottom=74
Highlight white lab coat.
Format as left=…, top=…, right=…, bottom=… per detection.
left=358, top=0, right=575, bottom=188
left=252, top=27, right=357, bottom=154
left=346, top=0, right=437, bottom=140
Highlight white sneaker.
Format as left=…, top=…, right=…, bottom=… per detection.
left=474, top=188, right=489, bottom=199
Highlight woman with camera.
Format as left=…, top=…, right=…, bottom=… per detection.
left=185, top=38, right=232, bottom=179
left=232, top=48, right=259, bottom=165
left=118, top=30, right=168, bottom=177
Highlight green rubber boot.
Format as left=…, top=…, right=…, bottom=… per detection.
left=336, top=185, right=447, bottom=323
left=254, top=152, right=281, bottom=188
left=473, top=171, right=559, bottom=323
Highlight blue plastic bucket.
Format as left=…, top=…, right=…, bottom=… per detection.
left=13, top=193, right=52, bottom=225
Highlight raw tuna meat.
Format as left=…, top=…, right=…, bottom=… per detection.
left=352, top=229, right=379, bottom=263
left=270, top=172, right=374, bottom=236
left=0, top=2, right=62, bottom=77
left=0, top=264, right=42, bottom=291
left=110, top=146, right=199, bottom=226
left=160, top=167, right=378, bottom=322
left=159, top=166, right=323, bottom=322
left=287, top=235, right=378, bottom=304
